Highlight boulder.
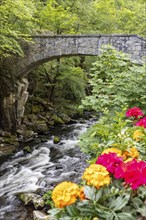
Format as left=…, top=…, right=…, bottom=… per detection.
left=34, top=121, right=48, bottom=133
left=33, top=210, right=52, bottom=220
left=53, top=136, right=60, bottom=144
left=0, top=132, right=19, bottom=161
left=19, top=193, right=45, bottom=209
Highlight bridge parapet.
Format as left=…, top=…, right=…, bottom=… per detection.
left=15, top=34, right=146, bottom=77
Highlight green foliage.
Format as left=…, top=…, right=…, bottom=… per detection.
left=79, top=107, right=146, bottom=160
left=27, top=58, right=87, bottom=116
left=36, top=0, right=78, bottom=34
left=81, top=45, right=146, bottom=113
left=0, top=0, right=37, bottom=57
left=43, top=190, right=54, bottom=207
left=79, top=108, right=133, bottom=157
left=48, top=184, right=145, bottom=219
left=55, top=66, right=86, bottom=103
left=90, top=0, right=146, bottom=36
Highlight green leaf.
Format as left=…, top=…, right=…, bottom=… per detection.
left=109, top=194, right=130, bottom=211
left=66, top=205, right=79, bottom=217
left=95, top=189, right=103, bottom=202
left=48, top=207, right=62, bottom=216
left=117, top=212, right=136, bottom=220
left=137, top=206, right=146, bottom=217
left=84, top=186, right=96, bottom=200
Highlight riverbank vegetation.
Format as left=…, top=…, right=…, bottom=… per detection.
left=43, top=49, right=146, bottom=219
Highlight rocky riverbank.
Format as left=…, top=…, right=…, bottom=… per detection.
left=0, top=108, right=72, bottom=162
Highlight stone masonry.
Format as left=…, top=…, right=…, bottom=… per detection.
left=16, top=34, right=146, bottom=78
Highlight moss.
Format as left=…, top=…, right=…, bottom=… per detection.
left=51, top=115, right=64, bottom=125
left=53, top=136, right=60, bottom=144
left=31, top=105, right=43, bottom=114
left=23, top=146, right=31, bottom=153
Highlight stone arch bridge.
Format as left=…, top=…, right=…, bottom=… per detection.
left=16, top=34, right=146, bottom=77
left=1, top=34, right=146, bottom=132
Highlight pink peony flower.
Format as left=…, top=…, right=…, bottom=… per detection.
left=126, top=107, right=144, bottom=119
left=121, top=159, right=146, bottom=189
left=135, top=116, right=146, bottom=128
left=96, top=153, right=123, bottom=178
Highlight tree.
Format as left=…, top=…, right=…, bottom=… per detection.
left=0, top=0, right=37, bottom=57
left=89, top=0, right=146, bottom=36
left=36, top=0, right=78, bottom=34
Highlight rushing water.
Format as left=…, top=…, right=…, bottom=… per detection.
left=0, top=118, right=95, bottom=220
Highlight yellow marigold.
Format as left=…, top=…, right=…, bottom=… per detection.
left=124, top=158, right=133, bottom=163
left=129, top=147, right=139, bottom=158
left=122, top=150, right=129, bottom=160
left=133, top=130, right=144, bottom=141
left=82, top=164, right=110, bottom=188
left=52, top=181, right=79, bottom=208
left=102, top=148, right=122, bottom=157
left=78, top=186, right=86, bottom=200
left=123, top=147, right=139, bottom=160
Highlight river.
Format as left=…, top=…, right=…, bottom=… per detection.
left=0, top=118, right=95, bottom=220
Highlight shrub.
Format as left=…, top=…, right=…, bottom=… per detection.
left=81, top=45, right=146, bottom=112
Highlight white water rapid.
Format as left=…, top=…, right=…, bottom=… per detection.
left=0, top=119, right=95, bottom=220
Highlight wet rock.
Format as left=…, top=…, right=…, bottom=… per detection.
left=0, top=144, right=17, bottom=160
left=34, top=121, right=48, bottom=133
left=51, top=115, right=64, bottom=125
left=0, top=132, right=19, bottom=161
left=23, top=146, right=31, bottom=153
left=27, top=114, right=37, bottom=123
left=33, top=210, right=52, bottom=220
left=32, top=105, right=44, bottom=114
left=53, top=136, right=60, bottom=144
left=34, top=97, right=54, bottom=111
left=58, top=113, right=71, bottom=123
left=19, top=193, right=45, bottom=209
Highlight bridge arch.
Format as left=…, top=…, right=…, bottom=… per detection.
left=16, top=34, right=146, bottom=78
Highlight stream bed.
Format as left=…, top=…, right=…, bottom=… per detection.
left=0, top=118, right=95, bottom=220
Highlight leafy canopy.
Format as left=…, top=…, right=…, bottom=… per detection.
left=81, top=45, right=146, bottom=112
left=0, top=0, right=37, bottom=57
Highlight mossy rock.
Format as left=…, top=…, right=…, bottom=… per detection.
left=27, top=114, right=37, bottom=122
left=4, top=135, right=18, bottom=145
left=18, top=193, right=45, bottom=209
left=22, top=130, right=35, bottom=138
left=23, top=146, right=31, bottom=153
left=0, top=144, right=17, bottom=159
left=34, top=121, right=48, bottom=133
left=53, top=136, right=60, bottom=144
left=51, top=115, right=64, bottom=125
left=32, top=105, right=43, bottom=114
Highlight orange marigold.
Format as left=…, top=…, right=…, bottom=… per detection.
left=78, top=186, right=86, bottom=200
left=133, top=130, right=144, bottom=141
left=123, top=147, right=139, bottom=160
left=82, top=164, right=110, bottom=188
left=52, top=181, right=79, bottom=208
left=102, top=148, right=122, bottom=157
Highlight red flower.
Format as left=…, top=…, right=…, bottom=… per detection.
left=126, top=107, right=144, bottom=119
left=96, top=153, right=123, bottom=178
left=135, top=116, right=146, bottom=128
left=121, top=160, right=146, bottom=189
